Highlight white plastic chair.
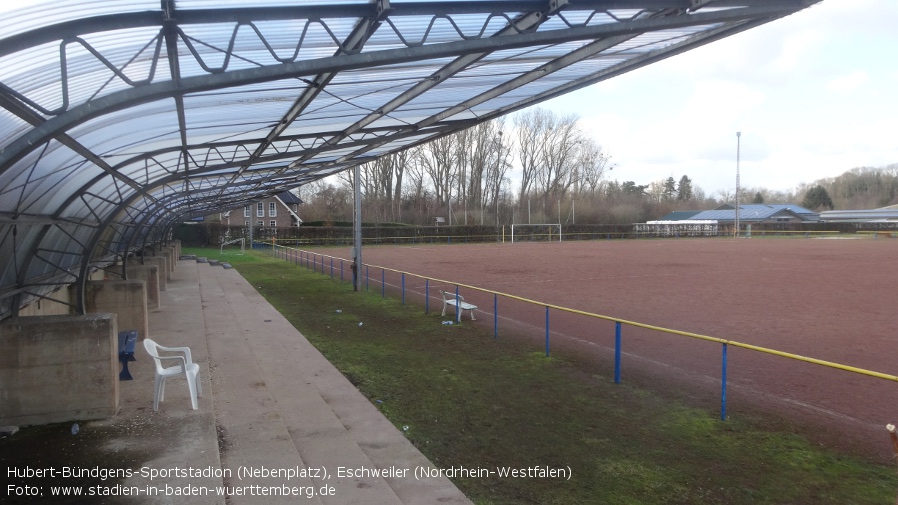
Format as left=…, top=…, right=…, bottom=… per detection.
left=143, top=338, right=202, bottom=411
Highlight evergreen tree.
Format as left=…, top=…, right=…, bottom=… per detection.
left=801, top=185, right=834, bottom=210
left=752, top=192, right=764, bottom=204
left=621, top=181, right=648, bottom=196
left=676, top=175, right=693, bottom=201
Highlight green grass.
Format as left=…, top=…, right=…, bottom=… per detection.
left=187, top=247, right=898, bottom=504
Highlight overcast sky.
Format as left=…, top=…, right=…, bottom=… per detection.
left=545, top=0, right=898, bottom=197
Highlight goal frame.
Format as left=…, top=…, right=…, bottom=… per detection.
left=220, top=237, right=245, bottom=255
left=510, top=223, right=562, bottom=243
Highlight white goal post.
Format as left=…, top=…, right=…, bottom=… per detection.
left=220, top=237, right=245, bottom=255
left=510, top=223, right=562, bottom=243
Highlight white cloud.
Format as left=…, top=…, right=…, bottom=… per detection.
left=770, top=30, right=825, bottom=73
left=540, top=0, right=898, bottom=196
left=826, top=71, right=869, bottom=92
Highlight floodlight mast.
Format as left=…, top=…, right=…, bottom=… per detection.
left=735, top=131, right=741, bottom=238
left=353, top=163, right=362, bottom=291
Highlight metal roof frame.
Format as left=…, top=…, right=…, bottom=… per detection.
left=0, top=0, right=821, bottom=319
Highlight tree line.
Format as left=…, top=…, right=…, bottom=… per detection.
left=298, top=107, right=710, bottom=226
left=296, top=107, right=897, bottom=225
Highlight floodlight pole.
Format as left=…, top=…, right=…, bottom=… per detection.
left=735, top=131, right=741, bottom=238
left=352, top=163, right=362, bottom=291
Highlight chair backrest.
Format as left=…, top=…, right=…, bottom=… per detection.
left=143, top=338, right=167, bottom=374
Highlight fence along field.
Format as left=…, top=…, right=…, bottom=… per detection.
left=185, top=220, right=898, bottom=248
left=264, top=237, right=898, bottom=461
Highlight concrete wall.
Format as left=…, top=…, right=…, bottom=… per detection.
left=16, top=270, right=105, bottom=318
left=163, top=246, right=177, bottom=274
left=126, top=264, right=160, bottom=310
left=0, top=314, right=119, bottom=426
left=158, top=246, right=178, bottom=274
left=82, top=280, right=149, bottom=341
left=143, top=256, right=169, bottom=290
left=17, top=288, right=72, bottom=317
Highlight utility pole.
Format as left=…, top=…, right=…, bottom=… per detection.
left=735, top=131, right=741, bottom=238
left=352, top=164, right=362, bottom=291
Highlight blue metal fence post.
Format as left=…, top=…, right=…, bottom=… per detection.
left=545, top=306, right=550, bottom=357
left=330, top=258, right=334, bottom=278
left=425, top=279, right=430, bottom=314
left=614, top=322, right=622, bottom=384
left=340, top=260, right=344, bottom=282
left=721, top=343, right=728, bottom=421
left=493, top=294, right=498, bottom=339
left=454, top=286, right=460, bottom=321
left=401, top=273, right=406, bottom=304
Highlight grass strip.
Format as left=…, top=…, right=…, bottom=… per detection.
left=191, top=247, right=898, bottom=505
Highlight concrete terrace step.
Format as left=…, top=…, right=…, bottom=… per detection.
left=197, top=264, right=327, bottom=504
left=196, top=262, right=470, bottom=504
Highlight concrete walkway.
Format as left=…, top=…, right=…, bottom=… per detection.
left=117, top=258, right=471, bottom=504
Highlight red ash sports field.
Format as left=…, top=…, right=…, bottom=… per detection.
left=309, top=238, right=898, bottom=461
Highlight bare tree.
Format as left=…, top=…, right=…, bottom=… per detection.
left=484, top=121, right=512, bottom=225
left=576, top=138, right=613, bottom=196
left=514, top=108, right=592, bottom=220
left=513, top=108, right=549, bottom=205
left=536, top=112, right=581, bottom=206
left=416, top=134, right=457, bottom=211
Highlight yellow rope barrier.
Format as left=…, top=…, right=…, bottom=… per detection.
left=276, top=244, right=898, bottom=384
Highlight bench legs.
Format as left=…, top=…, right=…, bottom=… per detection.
left=441, top=299, right=476, bottom=322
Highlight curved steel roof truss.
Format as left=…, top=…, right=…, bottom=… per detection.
left=0, top=0, right=820, bottom=319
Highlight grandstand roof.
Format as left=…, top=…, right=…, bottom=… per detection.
left=0, top=0, right=822, bottom=318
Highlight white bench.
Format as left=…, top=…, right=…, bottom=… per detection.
left=440, top=290, right=477, bottom=322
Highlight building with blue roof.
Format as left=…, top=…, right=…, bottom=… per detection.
left=659, top=204, right=819, bottom=225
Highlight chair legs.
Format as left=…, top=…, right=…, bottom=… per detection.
left=152, top=367, right=201, bottom=411
left=186, top=367, right=200, bottom=410
left=153, top=375, right=165, bottom=411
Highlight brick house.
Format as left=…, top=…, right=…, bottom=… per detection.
left=214, top=191, right=303, bottom=228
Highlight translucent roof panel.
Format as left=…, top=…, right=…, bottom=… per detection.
left=0, top=1, right=159, bottom=40
left=0, top=0, right=822, bottom=318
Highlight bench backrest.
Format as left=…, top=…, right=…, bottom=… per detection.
left=440, top=290, right=464, bottom=302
